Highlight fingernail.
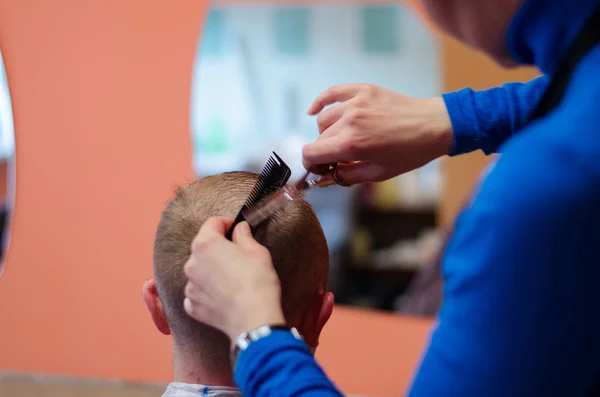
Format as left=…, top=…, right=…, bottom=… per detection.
left=240, top=221, right=251, bottom=235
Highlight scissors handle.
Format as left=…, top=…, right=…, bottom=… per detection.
left=301, top=162, right=355, bottom=188
left=294, top=169, right=337, bottom=191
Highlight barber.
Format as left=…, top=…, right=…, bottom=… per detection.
left=183, top=0, right=600, bottom=395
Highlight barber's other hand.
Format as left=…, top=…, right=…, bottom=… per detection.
left=304, top=84, right=453, bottom=185
left=183, top=218, right=285, bottom=341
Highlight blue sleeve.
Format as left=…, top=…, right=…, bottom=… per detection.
left=443, top=75, right=549, bottom=156
left=407, top=134, right=600, bottom=396
left=234, top=330, right=344, bottom=397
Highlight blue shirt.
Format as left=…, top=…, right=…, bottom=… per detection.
left=234, top=1, right=600, bottom=395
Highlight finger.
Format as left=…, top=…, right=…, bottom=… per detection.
left=302, top=136, right=352, bottom=172
left=183, top=256, right=200, bottom=282
left=183, top=297, right=193, bottom=315
left=332, top=161, right=388, bottom=185
left=232, top=221, right=263, bottom=252
left=199, top=216, right=235, bottom=236
left=316, top=102, right=350, bottom=134
left=184, top=281, right=204, bottom=302
left=184, top=297, right=208, bottom=322
left=306, top=163, right=332, bottom=175
left=315, top=161, right=356, bottom=184
left=191, top=216, right=234, bottom=255
left=307, top=85, right=363, bottom=115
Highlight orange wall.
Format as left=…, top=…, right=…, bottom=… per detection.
left=0, top=0, right=201, bottom=383
left=0, top=1, right=432, bottom=397
left=319, top=309, right=432, bottom=396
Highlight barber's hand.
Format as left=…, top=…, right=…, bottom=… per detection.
left=183, top=218, right=285, bottom=341
left=304, top=84, right=453, bottom=185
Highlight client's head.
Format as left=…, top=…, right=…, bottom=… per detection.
left=142, top=171, right=333, bottom=384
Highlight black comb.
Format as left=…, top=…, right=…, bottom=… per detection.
left=225, top=152, right=291, bottom=240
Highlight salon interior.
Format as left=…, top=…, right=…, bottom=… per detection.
left=0, top=1, right=539, bottom=396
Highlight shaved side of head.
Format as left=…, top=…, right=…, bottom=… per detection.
left=153, top=172, right=329, bottom=372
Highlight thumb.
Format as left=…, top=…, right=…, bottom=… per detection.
left=321, top=162, right=387, bottom=185
left=232, top=222, right=260, bottom=249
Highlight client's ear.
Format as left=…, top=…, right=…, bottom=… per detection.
left=299, top=291, right=334, bottom=352
left=142, top=279, right=171, bottom=335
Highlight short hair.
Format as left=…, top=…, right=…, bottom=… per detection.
left=153, top=171, right=329, bottom=371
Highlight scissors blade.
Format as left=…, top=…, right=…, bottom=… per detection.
left=293, top=171, right=311, bottom=191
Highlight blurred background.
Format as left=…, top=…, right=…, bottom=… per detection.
left=190, top=3, right=442, bottom=312
left=0, top=1, right=538, bottom=396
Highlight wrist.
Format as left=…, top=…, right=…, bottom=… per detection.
left=230, top=325, right=303, bottom=370
left=227, top=305, right=286, bottom=342
left=423, top=97, right=454, bottom=157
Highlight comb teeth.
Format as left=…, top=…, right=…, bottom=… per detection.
left=226, top=152, right=292, bottom=240
left=244, top=156, right=277, bottom=207
left=243, top=152, right=291, bottom=208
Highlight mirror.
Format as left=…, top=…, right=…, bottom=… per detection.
left=191, top=3, right=443, bottom=314
left=0, top=51, right=16, bottom=277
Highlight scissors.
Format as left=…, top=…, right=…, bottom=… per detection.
left=295, top=162, right=355, bottom=190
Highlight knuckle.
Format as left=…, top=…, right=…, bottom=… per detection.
left=361, top=84, right=375, bottom=96
left=187, top=304, right=200, bottom=319
left=185, top=285, right=202, bottom=305
left=302, top=144, right=315, bottom=160
left=316, top=111, right=328, bottom=126
left=354, top=95, right=368, bottom=107
left=184, top=282, right=194, bottom=298
left=344, top=109, right=364, bottom=125
left=184, top=296, right=195, bottom=312
left=183, top=259, right=194, bottom=277
left=301, top=144, right=310, bottom=157
left=191, top=234, right=211, bottom=253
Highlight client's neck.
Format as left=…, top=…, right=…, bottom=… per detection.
left=172, top=342, right=236, bottom=387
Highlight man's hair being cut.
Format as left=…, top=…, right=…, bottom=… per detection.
left=153, top=171, right=329, bottom=370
